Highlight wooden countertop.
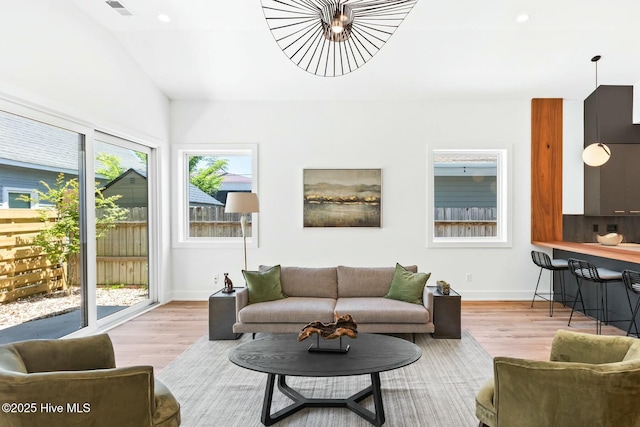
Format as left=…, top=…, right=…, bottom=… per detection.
left=533, top=241, right=640, bottom=264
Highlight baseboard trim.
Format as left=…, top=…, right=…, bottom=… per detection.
left=168, top=290, right=536, bottom=302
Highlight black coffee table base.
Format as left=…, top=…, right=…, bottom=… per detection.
left=261, top=373, right=385, bottom=426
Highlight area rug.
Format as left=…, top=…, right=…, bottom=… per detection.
left=158, top=332, right=492, bottom=427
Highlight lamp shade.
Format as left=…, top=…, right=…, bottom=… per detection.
left=225, top=192, right=259, bottom=214
left=582, top=142, right=611, bottom=167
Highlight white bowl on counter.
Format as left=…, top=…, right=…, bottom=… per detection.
left=597, top=233, right=624, bottom=246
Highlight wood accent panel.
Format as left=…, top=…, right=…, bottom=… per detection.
left=531, top=99, right=563, bottom=242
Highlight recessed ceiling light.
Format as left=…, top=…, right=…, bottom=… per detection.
left=157, top=14, right=171, bottom=23
left=516, top=13, right=530, bottom=23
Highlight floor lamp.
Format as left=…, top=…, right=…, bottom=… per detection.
left=224, top=192, right=260, bottom=273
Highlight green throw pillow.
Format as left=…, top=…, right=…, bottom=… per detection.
left=243, top=265, right=287, bottom=304
left=384, top=263, right=431, bottom=304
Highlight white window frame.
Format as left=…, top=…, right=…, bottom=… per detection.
left=172, top=143, right=259, bottom=248
left=2, top=187, right=38, bottom=208
left=427, top=147, right=512, bottom=248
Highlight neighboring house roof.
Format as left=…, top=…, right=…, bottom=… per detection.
left=219, top=173, right=252, bottom=192
left=0, top=110, right=144, bottom=176
left=189, top=184, right=223, bottom=206
left=104, top=168, right=223, bottom=207
left=101, top=168, right=146, bottom=190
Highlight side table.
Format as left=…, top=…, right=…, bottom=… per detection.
left=209, top=287, right=243, bottom=340
left=427, top=286, right=461, bottom=339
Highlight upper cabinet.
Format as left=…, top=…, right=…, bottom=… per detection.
left=584, top=85, right=640, bottom=215
left=584, top=85, right=640, bottom=144
left=585, top=144, right=640, bottom=215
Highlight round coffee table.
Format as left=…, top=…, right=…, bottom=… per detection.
left=228, top=333, right=421, bottom=426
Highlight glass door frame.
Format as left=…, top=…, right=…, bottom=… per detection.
left=92, top=131, right=158, bottom=330
left=0, top=96, right=160, bottom=338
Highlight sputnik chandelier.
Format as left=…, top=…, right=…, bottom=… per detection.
left=260, top=0, right=418, bottom=77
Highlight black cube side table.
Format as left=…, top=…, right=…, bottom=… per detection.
left=427, top=286, right=461, bottom=339
left=209, top=288, right=243, bottom=340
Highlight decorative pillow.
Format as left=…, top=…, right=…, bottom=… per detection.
left=243, top=265, right=287, bottom=304
left=384, top=263, right=431, bottom=304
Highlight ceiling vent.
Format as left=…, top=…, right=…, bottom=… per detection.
left=105, top=1, right=133, bottom=16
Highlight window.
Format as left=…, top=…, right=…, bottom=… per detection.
left=427, top=148, right=511, bottom=247
left=3, top=188, right=37, bottom=208
left=173, top=144, right=258, bottom=248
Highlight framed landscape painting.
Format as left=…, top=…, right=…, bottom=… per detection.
left=303, top=169, right=381, bottom=227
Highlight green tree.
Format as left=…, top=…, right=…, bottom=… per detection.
left=19, top=173, right=127, bottom=286
left=189, top=156, right=229, bottom=195
left=95, top=153, right=126, bottom=181
left=134, top=151, right=147, bottom=166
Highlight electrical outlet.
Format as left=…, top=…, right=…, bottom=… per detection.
left=465, top=273, right=472, bottom=282
left=593, top=224, right=599, bottom=232
left=214, top=274, right=220, bottom=285
left=607, top=224, right=618, bottom=233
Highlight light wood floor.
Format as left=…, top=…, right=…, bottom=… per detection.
left=107, top=300, right=628, bottom=373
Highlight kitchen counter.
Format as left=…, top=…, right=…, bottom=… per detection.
left=535, top=241, right=640, bottom=334
left=533, top=241, right=640, bottom=264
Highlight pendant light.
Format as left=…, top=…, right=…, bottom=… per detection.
left=582, top=55, right=611, bottom=167
left=260, top=0, right=418, bottom=77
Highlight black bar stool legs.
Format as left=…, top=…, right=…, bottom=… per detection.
left=567, top=258, right=624, bottom=335
left=530, top=251, right=568, bottom=317
left=623, top=270, right=640, bottom=337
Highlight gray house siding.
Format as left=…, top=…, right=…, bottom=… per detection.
left=101, top=169, right=148, bottom=208
left=0, top=164, right=74, bottom=207
left=434, top=176, right=497, bottom=208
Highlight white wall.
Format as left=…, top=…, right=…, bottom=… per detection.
left=171, top=99, right=544, bottom=300
left=563, top=100, right=585, bottom=214
left=0, top=1, right=173, bottom=303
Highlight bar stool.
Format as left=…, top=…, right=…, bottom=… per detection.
left=530, top=250, right=568, bottom=316
left=623, top=269, right=640, bottom=337
left=567, top=258, right=624, bottom=335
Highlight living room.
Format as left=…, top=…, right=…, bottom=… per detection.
left=3, top=1, right=640, bottom=426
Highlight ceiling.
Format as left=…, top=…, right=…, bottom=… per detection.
left=67, top=0, right=640, bottom=102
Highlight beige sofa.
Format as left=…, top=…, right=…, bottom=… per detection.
left=233, top=265, right=435, bottom=335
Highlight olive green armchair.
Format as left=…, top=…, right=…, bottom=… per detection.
left=476, top=329, right=640, bottom=427
left=0, top=334, right=180, bottom=427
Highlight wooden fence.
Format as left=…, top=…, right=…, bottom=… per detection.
left=94, top=207, right=149, bottom=287
left=434, top=207, right=497, bottom=237
left=0, top=209, right=65, bottom=303
left=189, top=206, right=247, bottom=237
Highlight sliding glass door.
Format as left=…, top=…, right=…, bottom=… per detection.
left=0, top=106, right=157, bottom=344
left=0, top=109, right=86, bottom=342
left=94, top=133, right=152, bottom=321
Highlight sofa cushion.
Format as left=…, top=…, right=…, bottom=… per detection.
left=243, top=265, right=287, bottom=304
left=335, top=297, right=429, bottom=324
left=337, top=265, right=418, bottom=297
left=238, top=297, right=336, bottom=323
left=260, top=266, right=338, bottom=299
left=385, top=263, right=431, bottom=304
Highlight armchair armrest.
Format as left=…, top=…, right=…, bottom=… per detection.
left=0, top=366, right=155, bottom=427
left=14, top=334, right=116, bottom=373
left=549, top=329, right=636, bottom=364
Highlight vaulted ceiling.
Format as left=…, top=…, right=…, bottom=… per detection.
left=68, top=0, right=640, bottom=102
